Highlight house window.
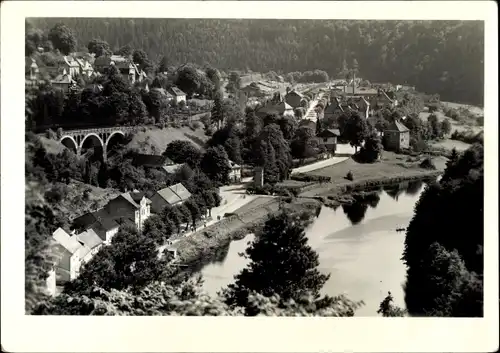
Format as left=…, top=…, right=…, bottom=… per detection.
left=323, top=138, right=328, bottom=143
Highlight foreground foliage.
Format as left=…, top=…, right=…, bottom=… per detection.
left=403, top=143, right=484, bottom=316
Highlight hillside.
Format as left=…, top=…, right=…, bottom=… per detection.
left=126, top=126, right=209, bottom=154
left=28, top=19, right=484, bottom=105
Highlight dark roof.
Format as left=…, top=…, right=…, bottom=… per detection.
left=386, top=120, right=409, bottom=133
left=132, top=153, right=173, bottom=167
left=299, top=119, right=316, bottom=129
left=170, top=87, right=186, bottom=96
left=72, top=210, right=119, bottom=232
left=318, top=129, right=341, bottom=137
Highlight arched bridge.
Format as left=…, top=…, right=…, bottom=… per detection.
left=58, top=126, right=135, bottom=162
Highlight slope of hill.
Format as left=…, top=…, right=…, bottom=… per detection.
left=126, top=126, right=209, bottom=154
left=28, top=19, right=484, bottom=105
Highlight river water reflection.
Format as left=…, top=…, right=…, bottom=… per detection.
left=201, top=180, right=427, bottom=316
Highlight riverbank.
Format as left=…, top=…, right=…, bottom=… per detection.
left=168, top=196, right=321, bottom=280
left=298, top=152, right=447, bottom=199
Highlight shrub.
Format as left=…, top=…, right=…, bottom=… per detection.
left=190, top=121, right=201, bottom=130
left=290, top=174, right=331, bottom=183
left=56, top=127, right=64, bottom=139
left=451, top=130, right=484, bottom=144
left=427, top=103, right=439, bottom=113
left=419, top=157, right=436, bottom=170
left=346, top=171, right=354, bottom=181
left=172, top=121, right=181, bottom=128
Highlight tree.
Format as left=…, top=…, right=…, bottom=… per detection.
left=205, top=66, right=221, bottom=90
left=377, top=292, right=407, bottom=317
left=33, top=277, right=362, bottom=316
left=358, top=129, right=383, bottom=163
left=87, top=38, right=112, bottom=57
left=440, top=118, right=452, bottom=136
left=427, top=114, right=442, bottom=139
left=133, top=49, right=153, bottom=72
left=48, top=23, right=76, bottom=55
left=290, top=126, right=318, bottom=161
left=116, top=44, right=133, bottom=57
left=64, top=225, right=168, bottom=295
left=343, top=112, right=367, bottom=152
left=226, top=71, right=241, bottom=95
left=163, top=140, right=202, bottom=168
left=224, top=136, right=243, bottom=165
left=158, top=55, right=169, bottom=73
left=200, top=146, right=231, bottom=185
left=277, top=116, right=298, bottom=141
left=223, top=211, right=331, bottom=309
left=256, top=124, right=292, bottom=181
left=175, top=64, right=203, bottom=98
left=211, top=90, right=224, bottom=129
left=403, top=144, right=484, bottom=316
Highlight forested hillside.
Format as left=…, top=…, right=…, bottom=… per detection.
left=28, top=19, right=484, bottom=105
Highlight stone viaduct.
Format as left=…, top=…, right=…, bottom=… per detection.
left=56, top=126, right=136, bottom=162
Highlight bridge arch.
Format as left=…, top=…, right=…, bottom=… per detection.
left=80, top=133, right=105, bottom=161
left=60, top=135, right=79, bottom=154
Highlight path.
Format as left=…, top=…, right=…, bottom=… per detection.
left=303, top=92, right=324, bottom=123
left=291, top=143, right=355, bottom=175
left=292, top=156, right=348, bottom=175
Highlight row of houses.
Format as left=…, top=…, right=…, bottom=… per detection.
left=26, top=53, right=187, bottom=103
left=46, top=181, right=193, bottom=296
left=46, top=153, right=244, bottom=296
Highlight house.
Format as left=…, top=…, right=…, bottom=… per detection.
left=51, top=228, right=90, bottom=284
left=74, top=57, right=94, bottom=77
left=150, top=183, right=192, bottom=213
left=162, top=163, right=185, bottom=174
left=229, top=160, right=242, bottom=184
left=370, top=90, right=398, bottom=111
left=169, top=87, right=187, bottom=103
left=94, top=55, right=136, bottom=83
left=149, top=88, right=174, bottom=105
left=132, top=153, right=175, bottom=169
left=72, top=208, right=120, bottom=244
left=50, top=69, right=77, bottom=93
left=284, top=90, right=305, bottom=109
left=384, top=120, right=410, bottom=151
left=60, top=56, right=81, bottom=78
left=346, top=96, right=371, bottom=118
left=255, top=101, right=295, bottom=119
left=316, top=129, right=340, bottom=153
left=25, top=57, right=39, bottom=80
left=76, top=229, right=104, bottom=263
left=103, top=192, right=152, bottom=232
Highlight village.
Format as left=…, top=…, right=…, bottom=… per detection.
left=20, top=18, right=485, bottom=321
left=30, top=50, right=457, bottom=297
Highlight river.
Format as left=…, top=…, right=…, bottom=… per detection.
left=200, top=180, right=427, bottom=316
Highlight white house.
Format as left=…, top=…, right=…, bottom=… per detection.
left=229, top=160, right=242, bottom=184
left=169, top=87, right=187, bottom=104
left=76, top=229, right=104, bottom=263
left=51, top=228, right=90, bottom=284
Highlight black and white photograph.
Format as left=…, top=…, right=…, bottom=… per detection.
left=1, top=1, right=498, bottom=352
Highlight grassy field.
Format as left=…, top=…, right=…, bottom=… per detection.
left=127, top=126, right=209, bottom=154
left=299, top=152, right=448, bottom=198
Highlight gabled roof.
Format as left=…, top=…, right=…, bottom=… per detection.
left=169, top=87, right=186, bottom=96
left=229, top=160, right=241, bottom=169
left=155, top=182, right=191, bottom=205
left=386, top=120, right=409, bottom=133
left=63, top=56, right=80, bottom=68
left=76, top=229, right=103, bottom=250
left=52, top=228, right=82, bottom=255
left=132, top=153, right=173, bottom=168
left=150, top=88, right=173, bottom=98
left=162, top=163, right=184, bottom=174
left=72, top=209, right=120, bottom=232
left=119, top=193, right=142, bottom=209
left=51, top=73, right=75, bottom=84
left=318, top=129, right=341, bottom=137
left=168, top=183, right=191, bottom=201
left=156, top=187, right=182, bottom=205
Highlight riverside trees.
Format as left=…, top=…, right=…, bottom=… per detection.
left=403, top=143, right=484, bottom=316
